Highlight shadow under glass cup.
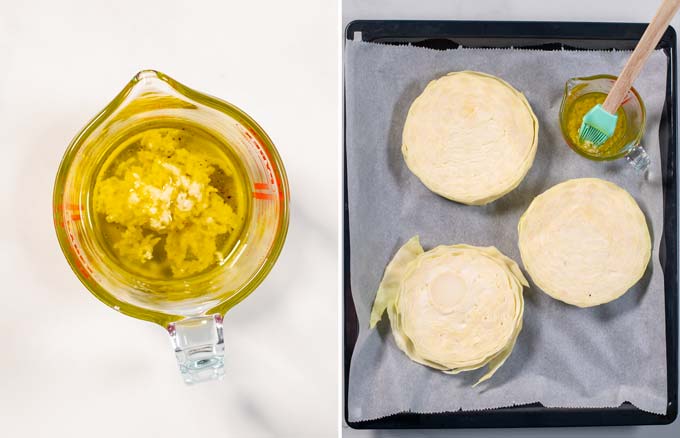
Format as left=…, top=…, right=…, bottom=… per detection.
left=559, top=75, right=649, bottom=173
left=53, top=70, right=289, bottom=384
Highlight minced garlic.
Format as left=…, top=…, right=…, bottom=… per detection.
left=94, top=128, right=240, bottom=278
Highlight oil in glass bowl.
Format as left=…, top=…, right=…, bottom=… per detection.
left=90, top=123, right=249, bottom=282
left=563, top=92, right=629, bottom=159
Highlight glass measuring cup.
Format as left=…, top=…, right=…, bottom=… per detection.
left=53, top=70, right=289, bottom=384
left=559, top=75, right=649, bottom=173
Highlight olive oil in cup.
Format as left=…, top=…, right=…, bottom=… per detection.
left=559, top=75, right=649, bottom=173
left=93, top=125, right=249, bottom=280
left=54, top=71, right=289, bottom=383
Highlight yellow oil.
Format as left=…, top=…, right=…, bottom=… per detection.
left=91, top=124, right=249, bottom=281
left=564, top=92, right=629, bottom=159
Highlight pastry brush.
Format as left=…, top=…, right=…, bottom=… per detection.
left=579, top=0, right=680, bottom=146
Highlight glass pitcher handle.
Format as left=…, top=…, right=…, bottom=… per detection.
left=168, top=314, right=224, bottom=384
left=625, top=145, right=651, bottom=174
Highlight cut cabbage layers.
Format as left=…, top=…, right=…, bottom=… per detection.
left=518, top=178, right=651, bottom=307
left=402, top=71, right=539, bottom=205
left=370, top=237, right=527, bottom=385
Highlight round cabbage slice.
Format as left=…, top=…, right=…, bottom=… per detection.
left=402, top=71, right=539, bottom=205
left=370, top=236, right=527, bottom=385
left=518, top=178, right=651, bottom=307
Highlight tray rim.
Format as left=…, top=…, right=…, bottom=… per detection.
left=343, top=19, right=679, bottom=429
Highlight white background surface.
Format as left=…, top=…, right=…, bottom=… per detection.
left=0, top=1, right=338, bottom=437
left=342, top=0, right=680, bottom=437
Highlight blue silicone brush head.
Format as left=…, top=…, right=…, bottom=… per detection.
left=578, top=104, right=618, bottom=147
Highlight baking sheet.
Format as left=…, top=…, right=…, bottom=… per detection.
left=345, top=40, right=668, bottom=422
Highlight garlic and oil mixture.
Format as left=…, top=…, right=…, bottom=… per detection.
left=92, top=126, right=248, bottom=280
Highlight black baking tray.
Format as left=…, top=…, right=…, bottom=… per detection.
left=343, top=20, right=678, bottom=429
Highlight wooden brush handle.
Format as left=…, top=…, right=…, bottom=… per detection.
left=603, top=0, right=680, bottom=113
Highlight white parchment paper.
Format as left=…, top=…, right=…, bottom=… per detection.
left=345, top=40, right=668, bottom=421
